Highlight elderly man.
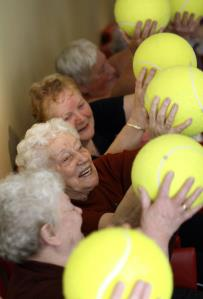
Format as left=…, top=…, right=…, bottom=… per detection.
left=16, top=118, right=202, bottom=245
left=55, top=15, right=202, bottom=102
left=55, top=21, right=161, bottom=101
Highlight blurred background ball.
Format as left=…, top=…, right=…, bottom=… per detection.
left=63, top=228, right=173, bottom=299
left=114, top=0, right=171, bottom=36
left=170, top=0, right=203, bottom=19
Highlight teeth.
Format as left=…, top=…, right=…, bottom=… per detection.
left=78, top=125, right=87, bottom=132
left=79, top=167, right=91, bottom=177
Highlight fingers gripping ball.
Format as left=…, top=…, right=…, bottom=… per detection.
left=145, top=66, right=203, bottom=136
left=131, top=134, right=203, bottom=207
left=63, top=228, right=173, bottom=299
left=114, top=0, right=171, bottom=37
left=170, top=0, right=203, bottom=19
left=133, top=33, right=197, bottom=78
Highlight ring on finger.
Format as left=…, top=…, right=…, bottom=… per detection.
left=182, top=203, right=187, bottom=211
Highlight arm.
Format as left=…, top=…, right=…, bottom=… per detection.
left=105, top=68, right=155, bottom=154
left=140, top=172, right=203, bottom=255
left=109, top=20, right=162, bottom=97
left=99, top=186, right=141, bottom=229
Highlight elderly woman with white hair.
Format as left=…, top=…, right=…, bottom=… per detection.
left=15, top=118, right=202, bottom=248
left=0, top=169, right=155, bottom=299
left=0, top=169, right=82, bottom=299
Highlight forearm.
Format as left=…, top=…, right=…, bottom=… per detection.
left=112, top=186, right=142, bottom=227
left=140, top=225, right=169, bottom=257
left=105, top=122, right=144, bottom=154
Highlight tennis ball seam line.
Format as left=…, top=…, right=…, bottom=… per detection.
left=178, top=0, right=191, bottom=13
left=156, top=145, right=203, bottom=187
left=96, top=231, right=132, bottom=299
left=118, top=21, right=136, bottom=27
left=189, top=67, right=203, bottom=112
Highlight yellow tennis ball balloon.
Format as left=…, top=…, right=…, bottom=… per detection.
left=170, top=0, right=203, bottom=19
left=63, top=228, right=173, bottom=299
left=131, top=134, right=203, bottom=207
left=114, top=0, right=171, bottom=37
left=133, top=32, right=197, bottom=78
left=145, top=66, right=203, bottom=136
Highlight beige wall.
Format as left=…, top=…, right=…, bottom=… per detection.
left=0, top=0, right=114, bottom=177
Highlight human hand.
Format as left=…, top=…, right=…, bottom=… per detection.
left=140, top=172, right=203, bottom=254
left=110, top=281, right=152, bottom=299
left=167, top=12, right=202, bottom=39
left=129, top=68, right=156, bottom=129
left=121, top=20, right=164, bottom=54
left=147, top=96, right=192, bottom=138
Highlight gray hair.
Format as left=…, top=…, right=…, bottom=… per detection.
left=55, top=38, right=97, bottom=85
left=16, top=118, right=79, bottom=171
left=0, top=169, right=65, bottom=262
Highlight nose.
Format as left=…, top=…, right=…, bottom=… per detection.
left=74, top=111, right=86, bottom=125
left=75, top=149, right=89, bottom=164
left=75, top=206, right=82, bottom=214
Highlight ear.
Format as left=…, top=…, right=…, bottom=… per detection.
left=79, top=84, right=90, bottom=96
left=40, top=223, right=61, bottom=247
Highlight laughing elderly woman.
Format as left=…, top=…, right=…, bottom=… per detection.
left=30, top=71, right=192, bottom=158
left=15, top=118, right=202, bottom=244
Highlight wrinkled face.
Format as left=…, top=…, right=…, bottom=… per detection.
left=83, top=50, right=118, bottom=99
left=44, top=88, right=95, bottom=143
left=54, top=192, right=83, bottom=250
left=49, top=133, right=99, bottom=200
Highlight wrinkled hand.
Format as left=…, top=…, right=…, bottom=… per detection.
left=111, top=281, right=152, bottom=299
left=140, top=172, right=203, bottom=252
left=121, top=20, right=164, bottom=54
left=147, top=96, right=192, bottom=138
left=167, top=12, right=202, bottom=39
left=129, top=68, right=156, bottom=129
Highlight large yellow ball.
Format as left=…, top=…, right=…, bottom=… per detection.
left=170, top=0, right=203, bottom=19
left=131, top=134, right=203, bottom=207
left=63, top=228, right=173, bottom=299
left=133, top=32, right=197, bottom=78
left=114, top=0, right=171, bottom=36
left=145, top=66, right=203, bottom=136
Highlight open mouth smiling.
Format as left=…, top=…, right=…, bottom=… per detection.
left=79, top=166, right=92, bottom=178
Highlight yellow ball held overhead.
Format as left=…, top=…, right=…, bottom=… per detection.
left=63, top=227, right=173, bottom=299
left=133, top=32, right=197, bottom=78
left=145, top=66, right=203, bottom=136
left=114, top=0, right=171, bottom=37
left=170, top=0, right=203, bottom=19
left=131, top=134, right=203, bottom=207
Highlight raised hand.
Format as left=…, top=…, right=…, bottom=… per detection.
left=147, top=96, right=192, bottom=138
left=167, top=12, right=202, bottom=39
left=121, top=20, right=164, bottom=54
left=139, top=172, right=203, bottom=254
left=128, top=68, right=156, bottom=130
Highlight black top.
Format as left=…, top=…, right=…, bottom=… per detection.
left=6, top=260, right=64, bottom=299
left=90, top=96, right=126, bottom=154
